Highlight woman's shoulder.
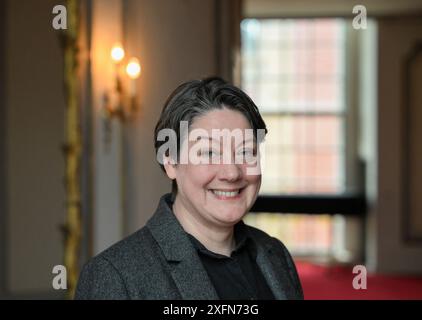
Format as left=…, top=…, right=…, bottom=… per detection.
left=75, top=224, right=171, bottom=298
left=82, top=225, right=158, bottom=275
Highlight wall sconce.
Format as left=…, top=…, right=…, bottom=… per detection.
left=103, top=43, right=141, bottom=123
left=103, top=43, right=141, bottom=151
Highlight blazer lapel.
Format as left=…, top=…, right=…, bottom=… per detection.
left=169, top=250, right=219, bottom=300
left=147, top=194, right=219, bottom=300
left=255, top=243, right=298, bottom=300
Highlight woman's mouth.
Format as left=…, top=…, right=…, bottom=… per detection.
left=209, top=188, right=244, bottom=200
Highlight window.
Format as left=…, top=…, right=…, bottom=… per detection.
left=241, top=18, right=354, bottom=259
left=242, top=18, right=346, bottom=195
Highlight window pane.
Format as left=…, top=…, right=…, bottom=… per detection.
left=241, top=18, right=346, bottom=113
left=260, top=114, right=344, bottom=194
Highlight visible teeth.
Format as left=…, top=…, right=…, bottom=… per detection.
left=212, top=190, right=240, bottom=197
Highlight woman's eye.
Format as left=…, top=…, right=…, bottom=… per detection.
left=200, top=150, right=218, bottom=157
left=238, top=149, right=255, bottom=156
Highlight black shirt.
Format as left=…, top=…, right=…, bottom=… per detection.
left=187, top=223, right=275, bottom=300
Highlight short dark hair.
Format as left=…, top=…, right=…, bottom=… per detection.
left=154, top=76, right=267, bottom=195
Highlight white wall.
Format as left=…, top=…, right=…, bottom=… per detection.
left=91, top=0, right=125, bottom=255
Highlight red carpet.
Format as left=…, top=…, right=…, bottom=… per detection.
left=296, top=262, right=422, bottom=300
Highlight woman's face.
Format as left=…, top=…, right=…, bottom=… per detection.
left=164, top=108, right=262, bottom=228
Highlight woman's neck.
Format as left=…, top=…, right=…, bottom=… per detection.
left=172, top=198, right=235, bottom=257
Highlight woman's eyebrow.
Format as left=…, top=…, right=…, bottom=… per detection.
left=194, top=135, right=255, bottom=148
left=193, top=136, right=216, bottom=143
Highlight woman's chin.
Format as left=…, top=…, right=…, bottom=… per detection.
left=211, top=210, right=245, bottom=226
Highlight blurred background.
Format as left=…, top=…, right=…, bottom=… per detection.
left=1, top=0, right=422, bottom=299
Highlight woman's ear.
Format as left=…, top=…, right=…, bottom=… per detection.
left=163, top=155, right=177, bottom=180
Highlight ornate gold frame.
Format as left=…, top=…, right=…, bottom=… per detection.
left=61, top=0, right=81, bottom=299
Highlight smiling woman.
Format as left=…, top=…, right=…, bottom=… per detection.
left=74, top=77, right=303, bottom=300
left=165, top=108, right=262, bottom=256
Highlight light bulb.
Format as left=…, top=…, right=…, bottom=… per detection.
left=126, top=58, right=141, bottom=79
left=111, top=43, right=125, bottom=63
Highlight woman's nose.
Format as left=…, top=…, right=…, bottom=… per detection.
left=218, top=163, right=242, bottom=182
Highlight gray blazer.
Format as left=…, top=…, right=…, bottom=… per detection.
left=75, top=194, right=303, bottom=300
